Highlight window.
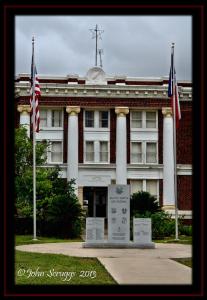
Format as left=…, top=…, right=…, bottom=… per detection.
left=131, top=111, right=142, bottom=128
left=131, top=142, right=142, bottom=163
left=146, top=180, right=158, bottom=199
left=52, top=110, right=62, bottom=127
left=36, top=141, right=47, bottom=161
left=99, top=111, right=109, bottom=128
left=146, top=142, right=157, bottom=163
left=39, top=110, right=47, bottom=127
left=85, top=111, right=94, bottom=127
left=100, top=141, right=108, bottom=162
left=131, top=180, right=143, bottom=194
left=85, top=141, right=94, bottom=162
left=146, top=112, right=156, bottom=128
left=51, top=142, right=62, bottom=162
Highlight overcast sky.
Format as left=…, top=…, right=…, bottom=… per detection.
left=15, top=16, right=192, bottom=80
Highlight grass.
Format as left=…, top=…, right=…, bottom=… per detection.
left=153, top=235, right=192, bottom=244
left=171, top=257, right=192, bottom=268
left=15, top=236, right=116, bottom=285
left=15, top=235, right=83, bottom=246
left=15, top=251, right=117, bottom=285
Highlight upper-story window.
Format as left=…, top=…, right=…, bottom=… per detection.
left=39, top=109, right=63, bottom=129
left=131, top=111, right=142, bottom=128
left=131, top=142, right=142, bottom=163
left=52, top=110, right=62, bottom=127
left=85, top=111, right=94, bottom=128
left=39, top=109, right=47, bottom=127
left=99, top=111, right=109, bottom=128
left=146, top=142, right=157, bottom=163
left=146, top=112, right=156, bottom=128
left=131, top=111, right=157, bottom=129
left=84, top=110, right=109, bottom=128
left=130, top=141, right=157, bottom=164
left=51, top=141, right=62, bottom=163
left=85, top=141, right=94, bottom=162
left=100, top=141, right=108, bottom=162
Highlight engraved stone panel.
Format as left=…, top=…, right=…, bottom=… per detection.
left=133, top=218, right=152, bottom=244
left=108, top=185, right=130, bottom=243
left=85, top=218, right=104, bottom=243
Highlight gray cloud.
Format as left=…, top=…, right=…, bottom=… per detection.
left=15, top=16, right=192, bottom=80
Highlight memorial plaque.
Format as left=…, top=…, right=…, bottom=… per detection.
left=85, top=218, right=104, bottom=243
left=108, top=185, right=130, bottom=243
left=133, top=218, right=152, bottom=244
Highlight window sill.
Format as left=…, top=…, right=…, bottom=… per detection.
left=39, top=127, right=63, bottom=131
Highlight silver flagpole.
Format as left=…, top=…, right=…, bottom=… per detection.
left=172, top=43, right=179, bottom=240
left=32, top=36, right=37, bottom=240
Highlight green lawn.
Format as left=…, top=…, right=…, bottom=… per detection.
left=153, top=235, right=192, bottom=244
left=171, top=257, right=192, bottom=268
left=15, top=251, right=117, bottom=285
left=15, top=236, right=117, bottom=285
left=15, top=235, right=83, bottom=246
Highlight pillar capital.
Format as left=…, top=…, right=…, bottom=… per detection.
left=115, top=107, right=129, bottom=117
left=162, top=205, right=175, bottom=210
left=162, top=107, right=172, bottom=118
left=17, top=105, right=31, bottom=114
left=66, top=106, right=80, bottom=116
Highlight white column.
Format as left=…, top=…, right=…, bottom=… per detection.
left=66, top=106, right=80, bottom=195
left=17, top=105, right=31, bottom=137
left=162, top=107, right=175, bottom=208
left=115, top=107, right=129, bottom=184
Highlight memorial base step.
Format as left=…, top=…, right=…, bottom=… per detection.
left=82, top=241, right=155, bottom=249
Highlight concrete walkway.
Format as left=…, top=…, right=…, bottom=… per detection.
left=16, top=242, right=192, bottom=285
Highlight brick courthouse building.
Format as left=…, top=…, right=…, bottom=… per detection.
left=15, top=66, right=192, bottom=221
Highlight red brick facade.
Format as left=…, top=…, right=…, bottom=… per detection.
left=176, top=104, right=192, bottom=164
left=177, top=176, right=192, bottom=210
left=110, top=109, right=116, bottom=163
left=63, top=109, right=68, bottom=163
left=159, top=179, right=163, bottom=207
left=158, top=109, right=163, bottom=164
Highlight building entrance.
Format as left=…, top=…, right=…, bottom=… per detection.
left=83, top=187, right=107, bottom=218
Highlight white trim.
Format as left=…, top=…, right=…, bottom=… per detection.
left=164, top=210, right=192, bottom=219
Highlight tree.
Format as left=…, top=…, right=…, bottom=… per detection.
left=15, top=126, right=83, bottom=238
left=15, top=126, right=49, bottom=217
left=15, top=126, right=48, bottom=177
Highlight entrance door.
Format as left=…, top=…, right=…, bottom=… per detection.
left=83, top=187, right=107, bottom=218
left=95, top=188, right=107, bottom=218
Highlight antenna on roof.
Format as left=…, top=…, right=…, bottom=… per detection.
left=89, top=24, right=104, bottom=67
left=98, top=49, right=103, bottom=68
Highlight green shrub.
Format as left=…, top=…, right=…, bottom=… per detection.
left=130, top=191, right=161, bottom=216
left=131, top=211, right=185, bottom=239
left=179, top=225, right=192, bottom=236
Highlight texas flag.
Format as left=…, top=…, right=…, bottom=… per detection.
left=168, top=46, right=181, bottom=129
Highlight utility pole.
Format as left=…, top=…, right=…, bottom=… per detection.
left=90, top=24, right=104, bottom=67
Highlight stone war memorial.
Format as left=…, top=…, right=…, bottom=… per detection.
left=83, top=185, right=155, bottom=248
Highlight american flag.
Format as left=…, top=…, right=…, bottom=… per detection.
left=30, top=51, right=41, bottom=133
left=168, top=46, right=181, bottom=129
